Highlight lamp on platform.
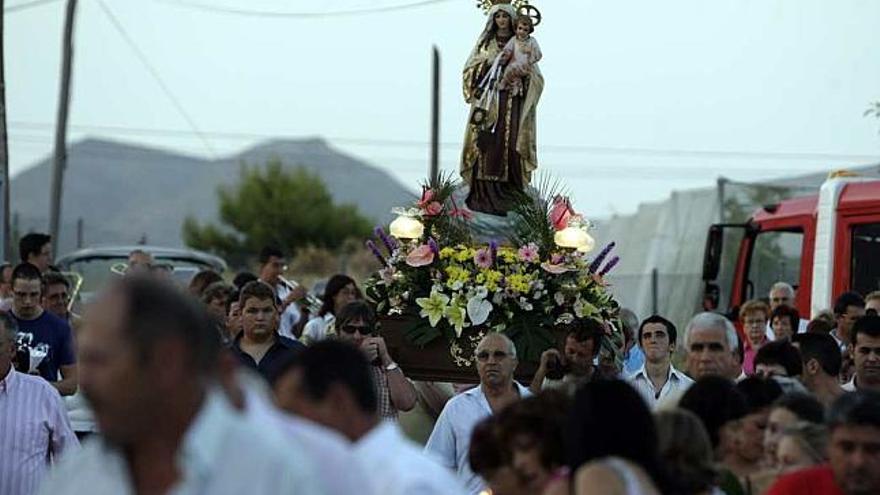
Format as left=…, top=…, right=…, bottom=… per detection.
left=554, top=216, right=595, bottom=253
left=389, top=214, right=424, bottom=240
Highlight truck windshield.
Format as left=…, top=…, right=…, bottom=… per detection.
left=745, top=230, right=804, bottom=301
left=852, top=222, right=880, bottom=295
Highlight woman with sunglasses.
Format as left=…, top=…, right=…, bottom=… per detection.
left=335, top=301, right=417, bottom=420
left=301, top=274, right=361, bottom=345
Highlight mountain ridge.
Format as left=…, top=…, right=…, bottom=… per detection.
left=11, top=137, right=417, bottom=254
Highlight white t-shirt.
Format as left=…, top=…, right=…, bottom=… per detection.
left=355, top=422, right=464, bottom=495
left=425, top=383, right=531, bottom=494
left=302, top=313, right=334, bottom=345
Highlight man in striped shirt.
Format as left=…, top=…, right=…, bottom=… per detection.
left=0, top=312, right=79, bottom=495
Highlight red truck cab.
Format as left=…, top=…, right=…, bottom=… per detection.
left=703, top=176, right=880, bottom=319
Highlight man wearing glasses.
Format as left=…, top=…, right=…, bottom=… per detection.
left=425, top=332, right=530, bottom=495
left=334, top=301, right=416, bottom=420
left=42, top=272, right=81, bottom=333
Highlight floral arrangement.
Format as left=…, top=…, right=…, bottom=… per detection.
left=365, top=175, right=623, bottom=365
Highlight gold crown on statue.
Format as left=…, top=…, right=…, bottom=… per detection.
left=476, top=0, right=542, bottom=26
left=476, top=0, right=530, bottom=13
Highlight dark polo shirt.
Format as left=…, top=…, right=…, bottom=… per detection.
left=230, top=333, right=305, bottom=382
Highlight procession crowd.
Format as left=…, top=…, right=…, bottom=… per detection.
left=1, top=234, right=880, bottom=495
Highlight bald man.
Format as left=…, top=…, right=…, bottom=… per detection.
left=425, top=333, right=530, bottom=494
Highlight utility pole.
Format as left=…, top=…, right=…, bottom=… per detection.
left=49, top=0, right=78, bottom=257
left=0, top=0, right=10, bottom=260
left=429, top=46, right=440, bottom=187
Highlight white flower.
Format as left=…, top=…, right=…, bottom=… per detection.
left=474, top=286, right=489, bottom=299
left=517, top=297, right=533, bottom=311
left=556, top=313, right=575, bottom=325
left=554, top=292, right=566, bottom=306
left=492, top=292, right=504, bottom=305
left=467, top=295, right=493, bottom=326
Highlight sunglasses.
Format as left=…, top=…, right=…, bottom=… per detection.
left=340, top=324, right=374, bottom=336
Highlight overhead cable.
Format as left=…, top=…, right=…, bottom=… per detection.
left=152, top=0, right=454, bottom=19
left=5, top=0, right=61, bottom=13
left=96, top=0, right=216, bottom=157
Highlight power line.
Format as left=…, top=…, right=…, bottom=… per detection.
left=95, top=0, right=216, bottom=157
left=8, top=133, right=864, bottom=180
left=152, top=0, right=454, bottom=19
left=8, top=120, right=880, bottom=163
left=5, top=0, right=61, bottom=13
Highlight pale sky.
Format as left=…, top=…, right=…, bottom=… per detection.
left=7, top=0, right=880, bottom=218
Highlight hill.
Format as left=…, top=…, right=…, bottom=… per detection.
left=11, top=138, right=417, bottom=254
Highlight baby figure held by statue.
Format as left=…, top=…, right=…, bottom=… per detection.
left=500, top=15, right=541, bottom=97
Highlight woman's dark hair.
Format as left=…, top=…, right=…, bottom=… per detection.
left=655, top=409, right=718, bottom=495
left=679, top=376, right=748, bottom=449
left=736, top=376, right=784, bottom=414
left=567, top=380, right=670, bottom=491
left=773, top=392, right=825, bottom=424
left=754, top=340, right=803, bottom=377
left=497, top=390, right=570, bottom=472
left=318, top=274, right=359, bottom=316
left=469, top=416, right=509, bottom=476
left=770, top=305, right=800, bottom=334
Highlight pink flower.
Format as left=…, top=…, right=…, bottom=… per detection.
left=518, top=243, right=539, bottom=263
left=405, top=244, right=435, bottom=267
left=550, top=253, right=564, bottom=264
left=424, top=201, right=443, bottom=216
left=549, top=196, right=575, bottom=231
left=417, top=188, right=436, bottom=208
left=474, top=248, right=493, bottom=269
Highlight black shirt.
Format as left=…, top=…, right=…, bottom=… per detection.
left=229, top=333, right=305, bottom=383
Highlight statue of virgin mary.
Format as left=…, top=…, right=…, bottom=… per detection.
left=459, top=2, right=543, bottom=216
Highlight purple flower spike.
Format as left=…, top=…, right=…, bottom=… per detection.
left=489, top=240, right=498, bottom=262
left=428, top=237, right=440, bottom=256
left=599, top=255, right=620, bottom=276
left=374, top=226, right=397, bottom=253
left=589, top=242, right=616, bottom=273
left=366, top=240, right=388, bottom=266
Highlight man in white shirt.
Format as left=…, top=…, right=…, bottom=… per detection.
left=627, top=315, right=693, bottom=409
left=39, top=275, right=322, bottom=495
left=426, top=333, right=531, bottom=494
left=843, top=315, right=880, bottom=393
left=273, top=339, right=464, bottom=495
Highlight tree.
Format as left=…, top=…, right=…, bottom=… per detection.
left=183, top=159, right=372, bottom=267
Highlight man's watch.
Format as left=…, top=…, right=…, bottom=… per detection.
left=384, top=362, right=399, bottom=372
